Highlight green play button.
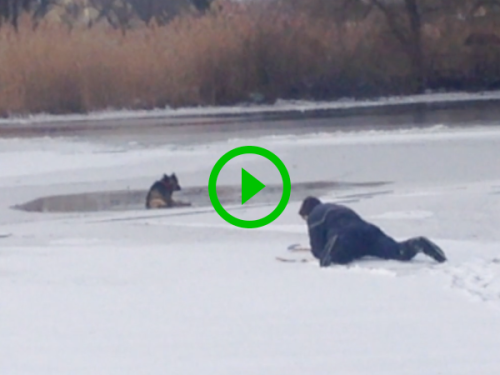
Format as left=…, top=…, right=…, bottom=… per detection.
left=208, top=146, right=291, bottom=229
left=241, top=168, right=266, bottom=204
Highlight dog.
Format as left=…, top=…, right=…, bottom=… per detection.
left=145, top=173, right=191, bottom=209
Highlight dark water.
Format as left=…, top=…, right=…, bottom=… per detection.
left=12, top=180, right=391, bottom=213
left=1, top=99, right=500, bottom=146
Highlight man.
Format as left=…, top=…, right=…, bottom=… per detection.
left=299, top=196, right=447, bottom=267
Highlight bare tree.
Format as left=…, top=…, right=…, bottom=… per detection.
left=0, top=0, right=33, bottom=30
left=0, top=0, right=215, bottom=31
left=368, top=0, right=426, bottom=92
left=125, top=0, right=213, bottom=26
left=278, top=0, right=373, bottom=23
left=368, top=0, right=500, bottom=92
left=0, top=0, right=62, bottom=30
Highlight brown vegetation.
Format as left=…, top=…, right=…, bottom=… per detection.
left=0, top=0, right=499, bottom=116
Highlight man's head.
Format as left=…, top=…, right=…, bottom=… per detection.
left=161, top=173, right=181, bottom=191
left=299, top=196, right=321, bottom=220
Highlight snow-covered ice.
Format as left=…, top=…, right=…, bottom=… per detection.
left=1, top=122, right=500, bottom=375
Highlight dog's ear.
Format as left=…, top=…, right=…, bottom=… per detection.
left=171, top=173, right=177, bottom=180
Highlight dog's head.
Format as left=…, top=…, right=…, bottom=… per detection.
left=161, top=173, right=181, bottom=191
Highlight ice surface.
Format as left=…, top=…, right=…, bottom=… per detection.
left=1, top=123, right=500, bottom=374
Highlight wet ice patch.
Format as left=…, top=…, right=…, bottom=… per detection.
left=253, top=124, right=500, bottom=148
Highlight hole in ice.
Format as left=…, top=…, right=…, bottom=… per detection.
left=12, top=180, right=391, bottom=213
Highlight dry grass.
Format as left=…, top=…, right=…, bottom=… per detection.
left=423, top=15, right=500, bottom=90
left=0, top=0, right=499, bottom=116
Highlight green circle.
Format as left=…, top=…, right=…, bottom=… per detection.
left=208, top=146, right=291, bottom=229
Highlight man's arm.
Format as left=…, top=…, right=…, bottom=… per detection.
left=308, top=224, right=327, bottom=260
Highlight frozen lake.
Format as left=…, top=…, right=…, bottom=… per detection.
left=1, top=99, right=500, bottom=374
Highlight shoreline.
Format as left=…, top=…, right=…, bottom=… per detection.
left=1, top=90, right=500, bottom=138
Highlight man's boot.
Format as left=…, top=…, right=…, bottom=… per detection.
left=400, top=236, right=447, bottom=263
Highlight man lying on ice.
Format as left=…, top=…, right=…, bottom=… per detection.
left=298, top=196, right=447, bottom=267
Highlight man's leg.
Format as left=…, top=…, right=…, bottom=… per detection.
left=321, top=222, right=447, bottom=265
left=365, top=224, right=420, bottom=261
left=399, top=237, right=447, bottom=263
left=369, top=225, right=447, bottom=263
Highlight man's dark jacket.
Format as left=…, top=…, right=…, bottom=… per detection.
left=305, top=202, right=400, bottom=265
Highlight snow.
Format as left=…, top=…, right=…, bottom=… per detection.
left=1, top=122, right=500, bottom=374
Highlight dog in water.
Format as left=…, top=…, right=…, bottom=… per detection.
left=145, top=173, right=191, bottom=209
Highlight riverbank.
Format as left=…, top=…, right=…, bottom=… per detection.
left=1, top=1, right=499, bottom=117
